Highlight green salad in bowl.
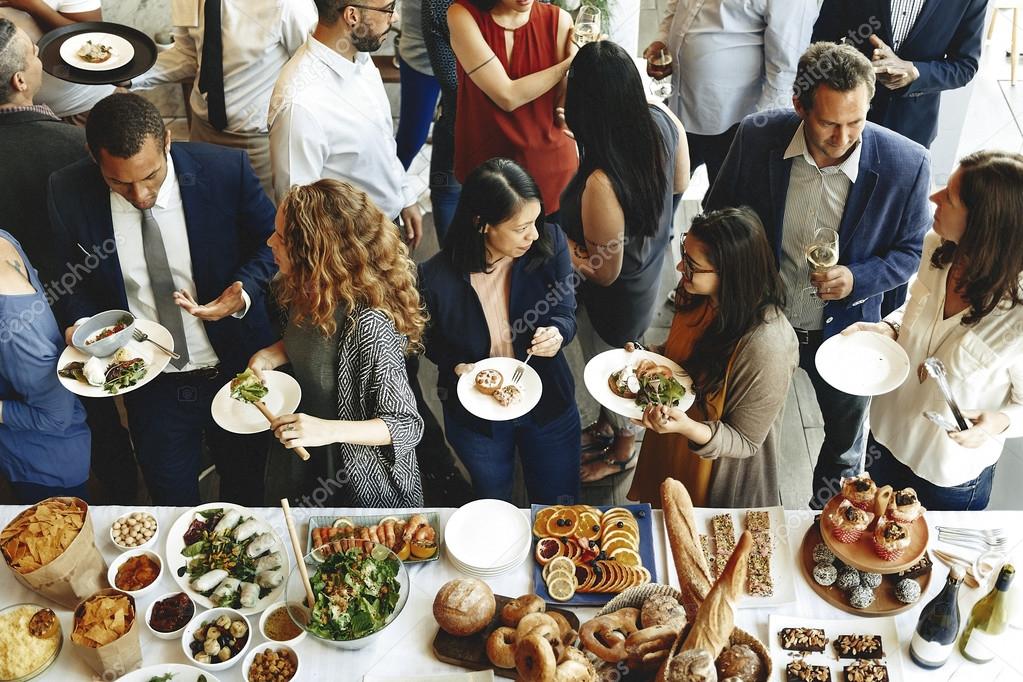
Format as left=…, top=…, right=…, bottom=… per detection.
left=284, top=542, right=408, bottom=649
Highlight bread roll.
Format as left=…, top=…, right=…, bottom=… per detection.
left=681, top=531, right=752, bottom=659
left=432, top=578, right=495, bottom=636
left=661, top=478, right=713, bottom=620
left=658, top=648, right=718, bottom=682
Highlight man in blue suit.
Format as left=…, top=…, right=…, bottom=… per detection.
left=812, top=0, right=986, bottom=150
left=706, top=42, right=931, bottom=509
left=49, top=93, right=278, bottom=506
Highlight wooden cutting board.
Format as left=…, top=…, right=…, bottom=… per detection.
left=432, top=595, right=580, bottom=678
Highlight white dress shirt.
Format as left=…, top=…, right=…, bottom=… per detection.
left=107, top=155, right=249, bottom=372
left=779, top=122, right=860, bottom=330
left=268, top=35, right=416, bottom=215
left=871, top=231, right=1023, bottom=487
left=655, top=0, right=817, bottom=135
left=132, top=0, right=317, bottom=134
left=889, top=0, right=926, bottom=51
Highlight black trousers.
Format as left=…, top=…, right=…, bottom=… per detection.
left=687, top=123, right=740, bottom=190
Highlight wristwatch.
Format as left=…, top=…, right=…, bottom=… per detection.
left=881, top=319, right=901, bottom=338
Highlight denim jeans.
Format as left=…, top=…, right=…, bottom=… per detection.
left=396, top=59, right=441, bottom=170
left=867, top=434, right=996, bottom=511
left=801, top=333, right=870, bottom=508
left=428, top=112, right=460, bottom=243
left=443, top=405, right=581, bottom=505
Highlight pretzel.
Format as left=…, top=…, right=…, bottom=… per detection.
left=579, top=608, right=641, bottom=662
left=625, top=624, right=678, bottom=671
left=516, top=632, right=557, bottom=682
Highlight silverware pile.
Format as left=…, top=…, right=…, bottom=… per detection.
left=935, top=525, right=1008, bottom=552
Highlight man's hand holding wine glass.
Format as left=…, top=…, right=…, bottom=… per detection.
left=809, top=266, right=854, bottom=301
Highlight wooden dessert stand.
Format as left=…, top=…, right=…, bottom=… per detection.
left=799, top=487, right=932, bottom=617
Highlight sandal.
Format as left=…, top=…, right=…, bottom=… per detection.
left=581, top=421, right=615, bottom=452
left=580, top=446, right=638, bottom=483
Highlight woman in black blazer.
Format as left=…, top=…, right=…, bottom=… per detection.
left=419, top=158, right=581, bottom=504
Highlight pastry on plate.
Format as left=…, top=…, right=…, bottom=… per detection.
left=473, top=368, right=503, bottom=395
left=840, top=473, right=877, bottom=510
left=829, top=500, right=873, bottom=544
left=492, top=384, right=522, bottom=407
left=887, top=487, right=925, bottom=523
left=76, top=40, right=113, bottom=63
left=872, top=518, right=911, bottom=561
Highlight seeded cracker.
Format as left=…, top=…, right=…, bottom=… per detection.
left=699, top=534, right=717, bottom=579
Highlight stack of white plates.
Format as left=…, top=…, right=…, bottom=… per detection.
left=445, top=499, right=532, bottom=578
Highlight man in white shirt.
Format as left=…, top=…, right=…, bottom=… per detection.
left=129, top=0, right=317, bottom=198
left=269, top=0, right=422, bottom=247
left=50, top=93, right=278, bottom=506
left=643, top=0, right=818, bottom=186
left=0, top=0, right=114, bottom=122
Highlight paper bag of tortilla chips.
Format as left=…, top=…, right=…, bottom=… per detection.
left=70, top=589, right=142, bottom=678
left=0, top=497, right=107, bottom=608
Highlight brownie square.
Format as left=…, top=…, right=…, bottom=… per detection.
left=834, top=635, right=884, bottom=659
left=780, top=627, right=828, bottom=653
left=786, top=659, right=831, bottom=682
left=895, top=553, right=932, bottom=580
left=843, top=659, right=889, bottom=682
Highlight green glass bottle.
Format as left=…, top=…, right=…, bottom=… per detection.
left=959, top=564, right=1015, bottom=663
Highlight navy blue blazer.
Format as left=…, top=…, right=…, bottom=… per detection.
left=48, top=142, right=278, bottom=373
left=419, top=224, right=577, bottom=434
left=705, top=110, right=931, bottom=339
left=813, top=0, right=986, bottom=148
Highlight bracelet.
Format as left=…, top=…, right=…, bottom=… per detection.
left=882, top=319, right=901, bottom=338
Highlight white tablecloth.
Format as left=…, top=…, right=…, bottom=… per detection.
left=3, top=505, right=1023, bottom=681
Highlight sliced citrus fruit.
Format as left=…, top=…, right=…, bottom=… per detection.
left=601, top=528, right=639, bottom=545
left=610, top=547, right=642, bottom=567
left=546, top=507, right=579, bottom=537
left=331, top=518, right=354, bottom=529
left=411, top=541, right=438, bottom=559
left=547, top=576, right=576, bottom=602
left=577, top=512, right=602, bottom=540
left=535, top=537, right=561, bottom=565
left=602, top=536, right=638, bottom=555
left=545, top=568, right=575, bottom=587
left=544, top=556, right=575, bottom=581
left=395, top=541, right=411, bottom=561
left=533, top=506, right=558, bottom=537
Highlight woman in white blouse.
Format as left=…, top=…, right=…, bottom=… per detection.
left=844, top=150, right=1023, bottom=510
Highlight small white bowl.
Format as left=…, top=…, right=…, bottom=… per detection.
left=144, top=591, right=196, bottom=640
left=107, top=549, right=162, bottom=598
left=258, top=602, right=307, bottom=646
left=241, top=642, right=300, bottom=682
left=110, top=510, right=159, bottom=551
left=181, top=607, right=252, bottom=671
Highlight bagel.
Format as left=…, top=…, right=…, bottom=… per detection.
left=555, top=659, right=593, bottom=682
left=485, top=626, right=517, bottom=669
left=546, top=610, right=575, bottom=642
left=501, top=594, right=546, bottom=628
left=516, top=633, right=557, bottom=682
left=516, top=612, right=561, bottom=645
left=579, top=608, right=640, bottom=663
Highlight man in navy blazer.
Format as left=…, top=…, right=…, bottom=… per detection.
left=49, top=93, right=278, bottom=506
left=812, top=0, right=986, bottom=149
left=706, top=43, right=931, bottom=509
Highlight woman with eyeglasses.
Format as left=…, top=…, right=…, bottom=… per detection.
left=627, top=208, right=798, bottom=508
left=559, top=40, right=690, bottom=483
left=447, top=0, right=577, bottom=218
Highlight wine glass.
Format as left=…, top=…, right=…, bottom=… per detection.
left=574, top=5, right=601, bottom=46
left=803, top=227, right=839, bottom=299
left=647, top=49, right=673, bottom=99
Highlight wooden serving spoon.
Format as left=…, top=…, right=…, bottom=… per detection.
left=250, top=401, right=311, bottom=461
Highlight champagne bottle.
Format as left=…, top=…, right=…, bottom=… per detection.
left=910, top=565, right=964, bottom=668
left=959, top=564, right=1015, bottom=663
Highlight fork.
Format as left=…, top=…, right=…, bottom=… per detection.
left=132, top=328, right=180, bottom=360
left=511, top=352, right=533, bottom=386
left=937, top=527, right=1007, bottom=551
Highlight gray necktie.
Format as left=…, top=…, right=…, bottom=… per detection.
left=141, top=208, right=190, bottom=369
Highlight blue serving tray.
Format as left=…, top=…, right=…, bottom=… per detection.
left=530, top=503, right=657, bottom=606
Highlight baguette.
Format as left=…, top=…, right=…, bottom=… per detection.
left=681, top=530, right=752, bottom=659
left=660, top=478, right=713, bottom=620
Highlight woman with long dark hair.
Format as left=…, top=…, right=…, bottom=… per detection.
left=628, top=208, right=798, bottom=508
left=848, top=151, right=1023, bottom=510
left=559, top=40, right=689, bottom=482
left=419, top=158, right=580, bottom=504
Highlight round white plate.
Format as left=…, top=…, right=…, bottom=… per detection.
left=119, top=664, right=220, bottom=682
left=165, top=503, right=287, bottom=616
left=456, top=357, right=542, bottom=422
left=211, top=370, right=302, bottom=434
left=59, top=32, right=135, bottom=71
left=583, top=348, right=695, bottom=420
left=815, top=331, right=910, bottom=396
left=56, top=318, right=172, bottom=398
left=445, top=499, right=531, bottom=571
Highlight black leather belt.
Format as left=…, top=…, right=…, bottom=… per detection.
left=172, top=366, right=220, bottom=380
left=793, top=328, right=824, bottom=346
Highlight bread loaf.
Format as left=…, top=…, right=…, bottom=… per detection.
left=432, top=578, right=495, bottom=636
left=658, top=648, right=718, bottom=682
left=681, top=531, right=752, bottom=659
left=661, top=478, right=714, bottom=620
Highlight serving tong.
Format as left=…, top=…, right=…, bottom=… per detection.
left=922, top=357, right=969, bottom=430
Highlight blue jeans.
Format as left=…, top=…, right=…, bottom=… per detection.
left=429, top=118, right=460, bottom=242
left=396, top=59, right=440, bottom=169
left=867, top=434, right=996, bottom=511
left=801, top=332, right=870, bottom=508
left=443, top=405, right=581, bottom=505
left=11, top=481, right=88, bottom=505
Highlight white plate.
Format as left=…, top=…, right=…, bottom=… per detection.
left=662, top=506, right=796, bottom=607
left=164, top=503, right=287, bottom=616
left=456, top=357, right=542, bottom=422
left=56, top=319, right=171, bottom=398
left=769, top=614, right=906, bottom=682
left=583, top=347, right=695, bottom=420
left=815, top=331, right=910, bottom=396
left=118, top=664, right=220, bottom=682
left=211, top=370, right=302, bottom=434
left=445, top=500, right=531, bottom=571
left=59, top=32, right=135, bottom=71
left=449, top=545, right=529, bottom=576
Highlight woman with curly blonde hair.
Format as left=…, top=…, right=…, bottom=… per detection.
left=249, top=179, right=426, bottom=507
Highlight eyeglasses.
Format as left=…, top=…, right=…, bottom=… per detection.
left=680, top=246, right=716, bottom=280
left=346, top=1, right=396, bottom=15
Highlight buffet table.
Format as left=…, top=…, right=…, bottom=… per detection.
left=3, top=505, right=1022, bottom=681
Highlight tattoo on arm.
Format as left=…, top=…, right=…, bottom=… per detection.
left=572, top=242, right=589, bottom=260
left=6, top=259, right=25, bottom=278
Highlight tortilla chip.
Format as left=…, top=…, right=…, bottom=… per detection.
left=0, top=498, right=85, bottom=574
left=71, top=595, right=134, bottom=648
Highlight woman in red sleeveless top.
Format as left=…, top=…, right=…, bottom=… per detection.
left=448, top=0, right=578, bottom=215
